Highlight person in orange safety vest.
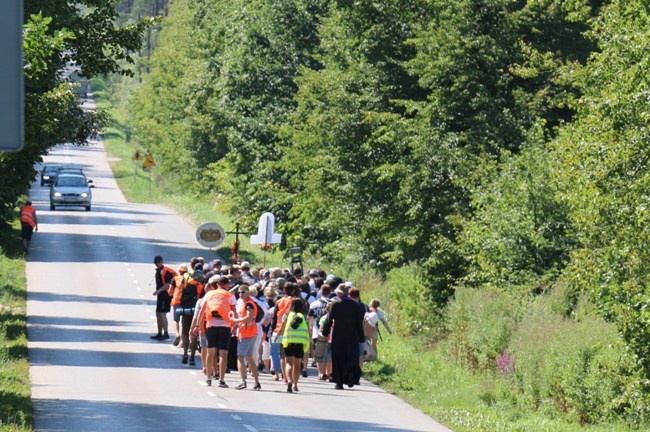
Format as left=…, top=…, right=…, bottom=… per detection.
left=20, top=199, right=38, bottom=253
left=230, top=284, right=261, bottom=390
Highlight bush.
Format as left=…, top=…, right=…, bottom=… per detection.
left=509, top=293, right=649, bottom=425
left=385, top=263, right=440, bottom=335
left=444, top=286, right=517, bottom=371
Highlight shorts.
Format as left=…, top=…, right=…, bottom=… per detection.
left=237, top=337, right=257, bottom=357
left=156, top=295, right=171, bottom=313
left=283, top=343, right=304, bottom=359
left=205, top=326, right=231, bottom=350
left=21, top=223, right=34, bottom=241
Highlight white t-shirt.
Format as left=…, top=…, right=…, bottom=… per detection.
left=365, top=311, right=380, bottom=327
left=309, top=297, right=329, bottom=338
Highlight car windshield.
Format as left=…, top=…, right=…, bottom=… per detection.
left=44, top=166, right=61, bottom=173
left=56, top=177, right=86, bottom=187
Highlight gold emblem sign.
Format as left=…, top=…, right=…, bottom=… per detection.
left=196, top=222, right=226, bottom=248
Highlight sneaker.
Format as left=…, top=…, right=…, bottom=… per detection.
left=189, top=358, right=196, bottom=366
left=253, top=382, right=261, bottom=391
left=150, top=334, right=163, bottom=340
left=301, top=369, right=308, bottom=378
left=172, top=336, right=181, bottom=346
left=162, top=333, right=170, bottom=340
left=219, top=380, right=228, bottom=388
left=335, top=383, right=344, bottom=390
left=287, top=383, right=293, bottom=393
left=181, top=355, right=188, bottom=364
left=206, top=379, right=212, bottom=387
left=281, top=377, right=288, bottom=383
left=235, top=382, right=247, bottom=390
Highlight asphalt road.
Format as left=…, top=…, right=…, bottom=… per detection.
left=26, top=140, right=452, bottom=432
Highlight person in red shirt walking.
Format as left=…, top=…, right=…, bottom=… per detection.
left=19, top=199, right=38, bottom=254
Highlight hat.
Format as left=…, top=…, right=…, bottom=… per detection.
left=193, top=269, right=204, bottom=280
left=262, top=270, right=271, bottom=279
left=344, top=281, right=354, bottom=289
left=308, top=269, right=319, bottom=277
left=208, top=275, right=221, bottom=285
left=153, top=255, right=164, bottom=264
left=276, top=277, right=286, bottom=288
left=26, top=199, right=32, bottom=205
left=241, top=261, right=251, bottom=269
left=178, top=264, right=188, bottom=273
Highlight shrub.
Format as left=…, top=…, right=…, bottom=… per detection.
left=509, top=294, right=650, bottom=425
left=385, top=263, right=440, bottom=335
left=444, top=286, right=517, bottom=371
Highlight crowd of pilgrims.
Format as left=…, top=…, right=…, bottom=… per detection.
left=151, top=255, right=392, bottom=392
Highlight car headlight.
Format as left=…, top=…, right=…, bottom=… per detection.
left=53, top=192, right=62, bottom=197
left=80, top=192, right=88, bottom=198
left=43, top=175, right=50, bottom=180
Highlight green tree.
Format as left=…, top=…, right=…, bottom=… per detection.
left=551, top=0, right=650, bottom=376
left=0, top=2, right=151, bottom=225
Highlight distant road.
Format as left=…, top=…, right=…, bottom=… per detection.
left=26, top=140, right=452, bottom=432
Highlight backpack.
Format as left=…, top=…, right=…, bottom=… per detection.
left=180, top=281, right=199, bottom=308
left=363, top=311, right=379, bottom=338
left=252, top=297, right=270, bottom=325
left=313, top=298, right=329, bottom=325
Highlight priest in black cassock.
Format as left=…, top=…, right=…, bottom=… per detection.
left=321, top=285, right=365, bottom=389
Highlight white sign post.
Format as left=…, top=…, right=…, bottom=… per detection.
left=0, top=0, right=24, bottom=152
left=250, top=212, right=282, bottom=266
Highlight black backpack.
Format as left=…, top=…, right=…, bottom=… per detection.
left=254, top=300, right=265, bottom=323
left=180, top=280, right=199, bottom=308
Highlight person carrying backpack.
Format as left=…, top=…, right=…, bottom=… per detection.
left=308, top=284, right=332, bottom=379
left=179, top=266, right=204, bottom=365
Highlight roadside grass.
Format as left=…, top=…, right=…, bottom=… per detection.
left=0, top=217, right=32, bottom=432
left=363, top=336, right=633, bottom=432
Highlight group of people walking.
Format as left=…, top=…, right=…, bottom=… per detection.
left=150, top=255, right=392, bottom=392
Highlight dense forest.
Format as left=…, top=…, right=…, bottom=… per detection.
left=7, top=0, right=650, bottom=427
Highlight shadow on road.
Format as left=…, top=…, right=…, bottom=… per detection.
left=32, top=399, right=427, bottom=432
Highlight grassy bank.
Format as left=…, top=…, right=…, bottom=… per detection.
left=0, top=217, right=32, bottom=431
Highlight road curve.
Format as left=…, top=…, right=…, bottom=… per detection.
left=26, top=140, right=452, bottom=432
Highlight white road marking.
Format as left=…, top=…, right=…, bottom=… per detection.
left=232, top=415, right=242, bottom=421
left=243, top=425, right=258, bottom=432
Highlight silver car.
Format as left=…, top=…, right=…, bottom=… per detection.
left=49, top=173, right=94, bottom=211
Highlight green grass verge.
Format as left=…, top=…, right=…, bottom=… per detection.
left=363, top=336, right=633, bottom=432
left=0, top=216, right=33, bottom=432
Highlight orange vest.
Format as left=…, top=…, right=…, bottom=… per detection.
left=237, top=298, right=258, bottom=339
left=161, top=266, right=178, bottom=287
left=170, top=274, right=186, bottom=306
left=20, top=205, right=36, bottom=228
left=274, top=296, right=293, bottom=334
left=204, top=289, right=233, bottom=326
